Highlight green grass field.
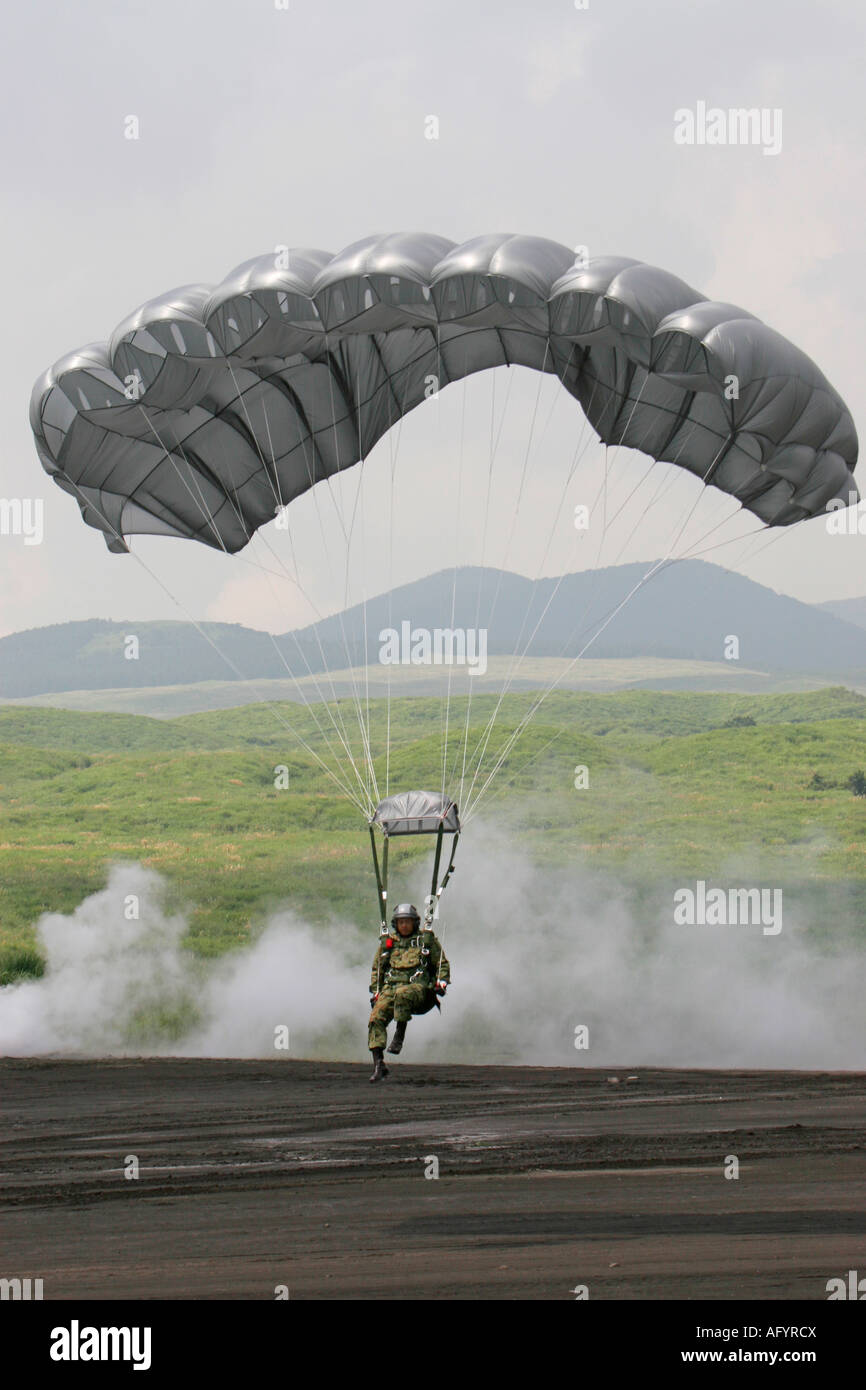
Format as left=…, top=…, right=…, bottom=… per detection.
left=1, top=686, right=865, bottom=982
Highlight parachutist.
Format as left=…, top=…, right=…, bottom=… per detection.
left=368, top=903, right=451, bottom=1074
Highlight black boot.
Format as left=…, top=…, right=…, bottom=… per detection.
left=369, top=1047, right=389, bottom=1082
left=387, top=1020, right=407, bottom=1055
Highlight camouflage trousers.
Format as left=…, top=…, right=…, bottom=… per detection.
left=368, top=983, right=433, bottom=1050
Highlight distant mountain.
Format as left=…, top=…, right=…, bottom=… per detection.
left=1, top=561, right=864, bottom=700
left=0, top=619, right=280, bottom=700
left=288, top=562, right=866, bottom=678
left=818, top=597, right=866, bottom=632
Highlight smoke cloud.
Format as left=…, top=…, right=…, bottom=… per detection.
left=1, top=835, right=863, bottom=1068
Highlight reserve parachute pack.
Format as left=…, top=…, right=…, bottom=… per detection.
left=377, top=927, right=439, bottom=1011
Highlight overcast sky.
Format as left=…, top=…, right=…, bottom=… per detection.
left=2, top=0, right=864, bottom=639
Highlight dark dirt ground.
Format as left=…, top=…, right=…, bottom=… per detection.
left=1, top=1058, right=864, bottom=1300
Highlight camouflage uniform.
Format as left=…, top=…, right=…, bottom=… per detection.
left=368, top=929, right=450, bottom=1050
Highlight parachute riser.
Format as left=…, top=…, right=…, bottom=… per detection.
left=422, top=827, right=459, bottom=929
left=369, top=825, right=389, bottom=933
left=369, top=794, right=460, bottom=971
left=369, top=827, right=459, bottom=937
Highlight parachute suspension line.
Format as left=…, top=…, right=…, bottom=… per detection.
left=519, top=433, right=698, bottom=679
left=384, top=495, right=393, bottom=797
left=424, top=823, right=460, bottom=1002
left=243, top=553, right=376, bottom=810
left=475, top=338, right=552, bottom=668
left=136, top=407, right=370, bottom=804
left=138, top=389, right=375, bottom=814
left=257, top=333, right=388, bottom=816
left=540, top=425, right=700, bottom=682
left=466, top=433, right=666, bottom=819
left=619, top=504, right=769, bottom=658
left=462, top=430, right=728, bottom=821
left=682, top=523, right=768, bottom=564
left=459, top=363, right=633, bottom=798
left=342, top=386, right=379, bottom=808
left=225, top=535, right=376, bottom=806
left=458, top=359, right=656, bottom=803
left=303, top=332, right=414, bottom=810
left=230, top=363, right=289, bottom=524
left=440, top=377, right=468, bottom=805
left=467, top=727, right=568, bottom=822
left=434, top=317, right=448, bottom=800
left=451, top=353, right=594, bottom=804
left=423, top=822, right=459, bottom=931
left=353, top=450, right=380, bottom=808
left=607, top=387, right=729, bottom=563
left=208, top=411, right=377, bottom=807
left=317, top=351, right=381, bottom=817
left=134, top=406, right=249, bottom=549
left=52, top=467, right=370, bottom=815
left=680, top=506, right=756, bottom=559
left=212, top=365, right=374, bottom=807
left=720, top=519, right=789, bottom=567
left=210, top=373, right=376, bottom=813
left=382, top=329, right=433, bottom=798
left=354, top=335, right=438, bottom=808
left=250, top=524, right=375, bottom=807
left=342, top=339, right=422, bottom=811
left=670, top=498, right=750, bottom=562
left=585, top=487, right=756, bottom=671
left=459, top=385, right=622, bottom=816
left=463, top=431, right=738, bottom=820
left=582, top=484, right=756, bottom=652
left=255, top=406, right=377, bottom=784
left=455, top=363, right=518, bottom=809
left=543, top=406, right=699, bottom=644
left=454, top=369, right=502, bottom=805
left=452, top=341, right=553, bottom=802
left=525, top=413, right=703, bottom=680
left=477, top=508, right=768, bottom=822
left=459, top=449, right=604, bottom=810
left=384, top=380, right=398, bottom=799
left=447, top=348, right=582, bottom=798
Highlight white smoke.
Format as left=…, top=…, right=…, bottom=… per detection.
left=1, top=836, right=864, bottom=1067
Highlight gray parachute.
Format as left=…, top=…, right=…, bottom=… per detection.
left=30, top=232, right=858, bottom=551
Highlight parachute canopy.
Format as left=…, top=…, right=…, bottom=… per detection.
left=31, top=233, right=858, bottom=554
left=371, top=791, right=460, bottom=837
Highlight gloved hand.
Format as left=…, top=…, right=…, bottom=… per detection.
left=434, top=981, right=447, bottom=997
left=370, top=991, right=379, bottom=1004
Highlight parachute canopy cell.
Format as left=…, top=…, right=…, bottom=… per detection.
left=30, top=233, right=858, bottom=553
left=371, top=791, right=461, bottom=836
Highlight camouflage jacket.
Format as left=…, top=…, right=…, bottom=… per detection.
left=370, top=929, right=450, bottom=993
